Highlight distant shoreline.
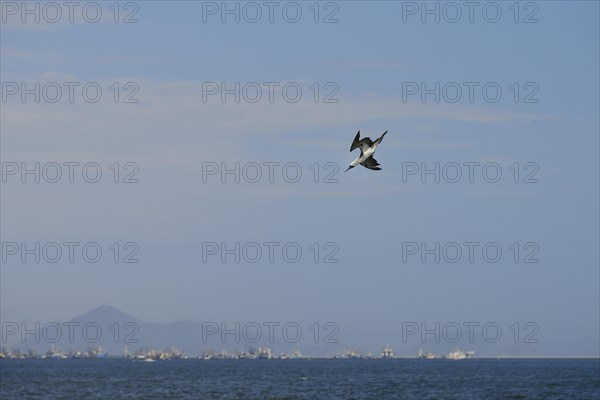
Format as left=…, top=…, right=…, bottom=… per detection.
left=2, top=356, right=599, bottom=360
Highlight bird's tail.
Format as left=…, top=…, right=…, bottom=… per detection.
left=374, top=130, right=388, bottom=145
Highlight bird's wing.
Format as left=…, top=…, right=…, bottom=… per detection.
left=350, top=131, right=361, bottom=152
left=360, top=156, right=382, bottom=170
left=350, top=131, right=376, bottom=156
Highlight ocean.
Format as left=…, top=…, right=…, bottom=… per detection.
left=1, top=358, right=599, bottom=399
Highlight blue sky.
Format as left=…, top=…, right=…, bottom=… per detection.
left=1, top=1, right=598, bottom=356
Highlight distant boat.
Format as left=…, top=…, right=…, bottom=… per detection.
left=45, top=345, right=67, bottom=359
left=381, top=345, right=395, bottom=359
left=417, top=349, right=437, bottom=359
left=68, top=351, right=85, bottom=359
left=257, top=347, right=273, bottom=359
left=200, top=348, right=216, bottom=360
left=88, top=346, right=108, bottom=358
left=444, top=348, right=474, bottom=360
left=336, top=349, right=363, bottom=359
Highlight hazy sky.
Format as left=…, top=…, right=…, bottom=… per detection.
left=1, top=1, right=598, bottom=356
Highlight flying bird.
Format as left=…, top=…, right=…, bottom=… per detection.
left=345, top=130, right=388, bottom=172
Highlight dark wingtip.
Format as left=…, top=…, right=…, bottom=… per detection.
left=350, top=131, right=361, bottom=151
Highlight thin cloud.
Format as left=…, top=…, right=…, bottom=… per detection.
left=2, top=77, right=556, bottom=170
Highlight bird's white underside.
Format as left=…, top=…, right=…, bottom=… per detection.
left=350, top=144, right=377, bottom=167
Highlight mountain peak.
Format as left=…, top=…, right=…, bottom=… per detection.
left=70, top=305, right=139, bottom=323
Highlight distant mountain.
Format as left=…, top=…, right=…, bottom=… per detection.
left=4, top=305, right=341, bottom=357
left=71, top=305, right=141, bottom=324
left=2, top=306, right=561, bottom=358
